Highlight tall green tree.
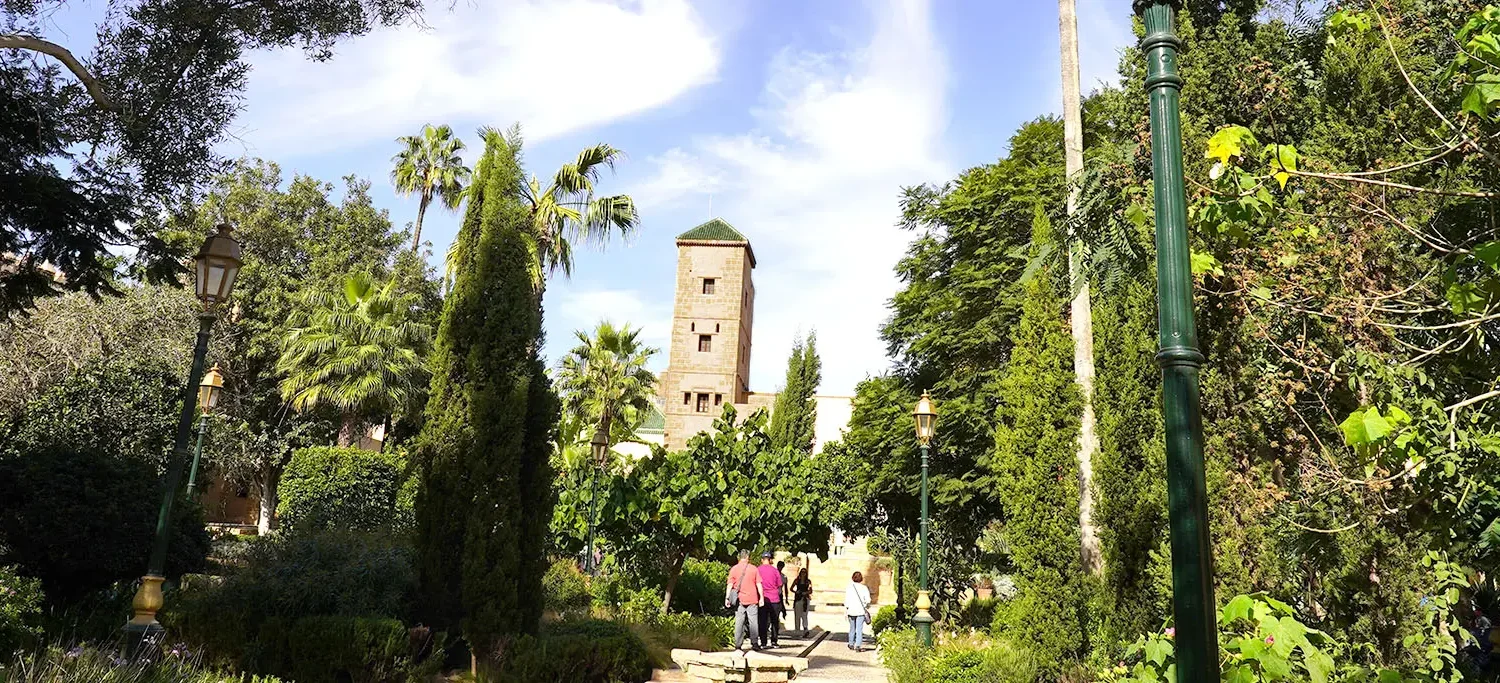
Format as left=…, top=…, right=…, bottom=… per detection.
left=276, top=272, right=433, bottom=446
left=984, top=209, right=1084, bottom=672
left=769, top=331, right=821, bottom=453
left=391, top=124, right=471, bottom=253
left=413, top=127, right=558, bottom=653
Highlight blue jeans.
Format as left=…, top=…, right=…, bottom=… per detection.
left=848, top=614, right=866, bottom=649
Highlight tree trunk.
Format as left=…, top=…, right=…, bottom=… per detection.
left=256, top=461, right=279, bottom=536
left=338, top=413, right=360, bottom=447
left=1059, top=0, right=1103, bottom=577
left=660, top=551, right=687, bottom=615
left=412, top=195, right=430, bottom=252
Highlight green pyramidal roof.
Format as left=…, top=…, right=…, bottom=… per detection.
left=677, top=218, right=748, bottom=243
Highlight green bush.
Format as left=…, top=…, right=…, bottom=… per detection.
left=873, top=604, right=910, bottom=635
left=0, top=447, right=210, bottom=601
left=542, top=559, right=591, bottom=618
left=168, top=531, right=415, bottom=669
left=488, top=619, right=651, bottom=683
left=880, top=629, right=1038, bottom=683
left=928, top=649, right=985, bottom=683
left=668, top=559, right=730, bottom=615
left=255, top=616, right=442, bottom=683
left=0, top=566, right=42, bottom=658
left=956, top=597, right=999, bottom=631
left=276, top=446, right=413, bottom=533
left=0, top=645, right=284, bottom=683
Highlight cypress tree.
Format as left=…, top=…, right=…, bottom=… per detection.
left=769, top=331, right=821, bottom=452
left=413, top=129, right=554, bottom=652
left=986, top=208, right=1084, bottom=670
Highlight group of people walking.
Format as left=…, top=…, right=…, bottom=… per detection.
left=724, top=549, right=873, bottom=653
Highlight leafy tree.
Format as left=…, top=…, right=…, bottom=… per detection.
left=591, top=407, right=831, bottom=613
left=277, top=272, right=433, bottom=446
left=167, top=159, right=440, bottom=533
left=413, top=128, right=558, bottom=652
left=769, top=331, right=821, bottom=453
left=555, top=321, right=658, bottom=442
left=276, top=445, right=414, bottom=533
left=984, top=210, right=1085, bottom=672
left=1, top=0, right=423, bottom=315
left=391, top=124, right=471, bottom=253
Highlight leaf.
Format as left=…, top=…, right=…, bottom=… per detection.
left=1446, top=282, right=1486, bottom=315
left=1191, top=251, right=1224, bottom=277
left=1263, top=143, right=1299, bottom=189
left=1306, top=648, right=1335, bottom=683
left=1475, top=241, right=1500, bottom=270
left=1207, top=126, right=1259, bottom=165
left=1222, top=594, right=1255, bottom=624
left=1144, top=638, right=1171, bottom=666
left=1385, top=406, right=1411, bottom=427
left=1126, top=203, right=1149, bottom=229
left=1224, top=665, right=1255, bottom=683
left=1362, top=408, right=1392, bottom=443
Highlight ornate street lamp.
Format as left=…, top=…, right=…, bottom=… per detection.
left=584, top=421, right=610, bottom=575
left=186, top=365, right=224, bottom=497
left=911, top=390, right=937, bottom=648
left=1136, top=2, right=1219, bottom=680
left=124, top=223, right=242, bottom=639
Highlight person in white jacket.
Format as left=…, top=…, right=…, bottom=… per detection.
left=843, top=571, right=872, bottom=651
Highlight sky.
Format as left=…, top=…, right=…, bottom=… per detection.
left=50, top=0, right=1138, bottom=396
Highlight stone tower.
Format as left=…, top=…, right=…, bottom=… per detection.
left=659, top=218, right=757, bottom=450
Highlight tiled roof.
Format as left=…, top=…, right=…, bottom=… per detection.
left=638, top=402, right=666, bottom=433
left=677, top=218, right=748, bottom=243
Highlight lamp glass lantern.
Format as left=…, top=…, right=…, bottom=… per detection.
left=591, top=424, right=610, bottom=465
left=195, top=223, right=243, bottom=305
left=198, top=365, right=224, bottom=414
left=912, top=390, right=937, bottom=445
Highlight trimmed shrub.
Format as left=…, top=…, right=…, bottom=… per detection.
left=0, top=565, right=43, bottom=657
left=542, top=559, right=590, bottom=619
left=0, top=446, right=210, bottom=601
left=669, top=558, right=730, bottom=615
left=872, top=604, right=909, bottom=635
left=488, top=619, right=652, bottom=683
left=276, top=446, right=412, bottom=533
left=168, top=531, right=415, bottom=669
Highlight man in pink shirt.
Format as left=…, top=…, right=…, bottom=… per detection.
left=756, top=551, right=785, bottom=648
left=726, top=549, right=764, bottom=651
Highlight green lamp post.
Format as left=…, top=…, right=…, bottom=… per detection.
left=584, top=421, right=609, bottom=575
left=1136, top=1, right=1220, bottom=680
left=911, top=390, right=937, bottom=648
left=124, top=223, right=242, bottom=639
left=186, top=365, right=224, bottom=497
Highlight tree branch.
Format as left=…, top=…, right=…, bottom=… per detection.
left=0, top=33, right=116, bottom=111
left=1289, top=168, right=1496, bottom=198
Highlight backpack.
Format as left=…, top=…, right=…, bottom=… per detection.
left=725, top=563, right=751, bottom=609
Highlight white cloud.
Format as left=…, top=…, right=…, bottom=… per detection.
left=633, top=0, right=949, bottom=395
left=1077, top=0, right=1135, bottom=92
left=232, top=0, right=721, bottom=158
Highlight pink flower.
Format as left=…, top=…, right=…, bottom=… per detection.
left=1165, top=628, right=1176, bottom=638
left=1264, top=635, right=1275, bottom=645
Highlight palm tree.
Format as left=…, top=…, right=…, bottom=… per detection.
left=445, top=125, right=639, bottom=289
left=1059, top=0, right=1102, bottom=575
left=556, top=321, right=658, bottom=575
left=392, top=124, right=471, bottom=253
left=277, top=272, right=434, bottom=446
left=556, top=320, right=659, bottom=443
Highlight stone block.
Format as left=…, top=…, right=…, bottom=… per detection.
left=750, top=672, right=789, bottom=683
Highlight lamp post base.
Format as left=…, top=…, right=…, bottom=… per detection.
left=913, top=589, right=935, bottom=648
left=122, top=575, right=166, bottom=636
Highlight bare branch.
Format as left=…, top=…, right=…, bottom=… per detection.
left=0, top=33, right=116, bottom=111
left=1290, top=168, right=1496, bottom=198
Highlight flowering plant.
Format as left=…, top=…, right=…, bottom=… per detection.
left=0, top=565, right=43, bottom=655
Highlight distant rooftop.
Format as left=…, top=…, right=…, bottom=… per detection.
left=677, top=218, right=756, bottom=266
left=638, top=401, right=665, bottom=434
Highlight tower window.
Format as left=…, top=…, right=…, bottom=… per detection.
left=715, top=323, right=720, bottom=333
left=702, top=278, right=715, bottom=294
left=696, top=394, right=710, bottom=413
left=698, top=335, right=712, bottom=352
left=683, top=392, right=691, bottom=405
left=715, top=394, right=722, bottom=406
left=691, top=322, right=696, bottom=331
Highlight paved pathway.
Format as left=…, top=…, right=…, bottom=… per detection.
left=651, top=611, right=890, bottom=682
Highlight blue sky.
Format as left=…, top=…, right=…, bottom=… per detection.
left=52, top=0, right=1137, bottom=395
